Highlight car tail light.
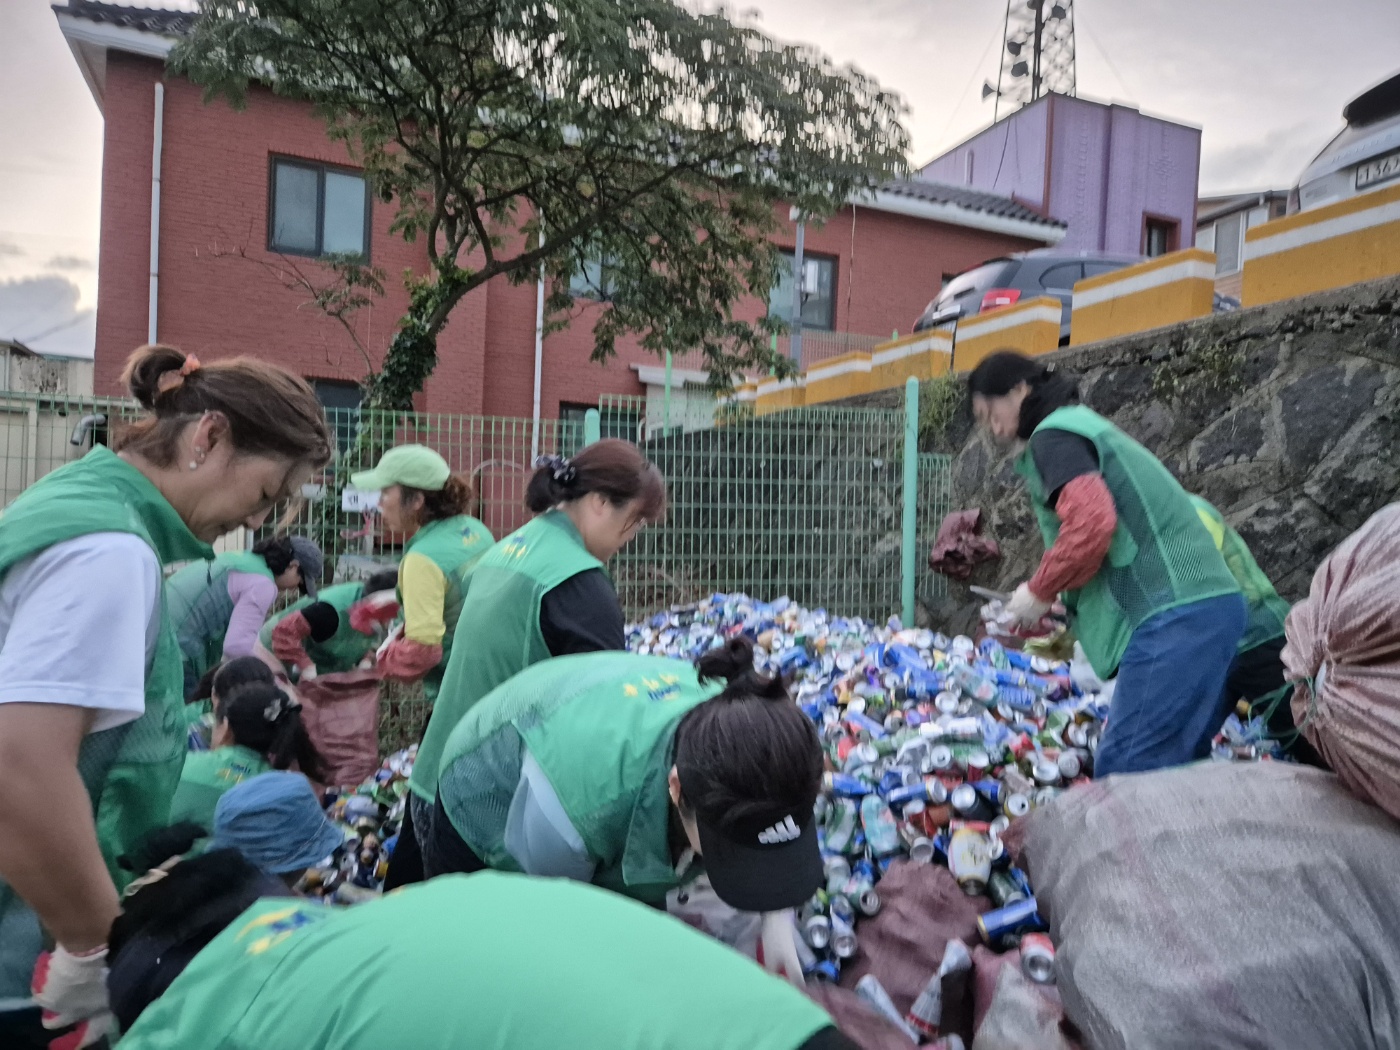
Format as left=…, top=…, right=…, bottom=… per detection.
left=979, top=288, right=1022, bottom=313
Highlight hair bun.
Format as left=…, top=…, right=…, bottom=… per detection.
left=121, top=344, right=193, bottom=411
left=695, top=636, right=756, bottom=684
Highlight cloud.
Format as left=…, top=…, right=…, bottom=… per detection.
left=0, top=275, right=95, bottom=358
left=0, top=239, right=23, bottom=258
left=45, top=254, right=94, bottom=272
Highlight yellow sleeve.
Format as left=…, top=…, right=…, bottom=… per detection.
left=400, top=552, right=448, bottom=646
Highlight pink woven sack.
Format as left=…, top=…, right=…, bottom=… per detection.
left=1283, top=503, right=1400, bottom=820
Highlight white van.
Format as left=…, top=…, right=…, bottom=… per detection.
left=1294, top=71, right=1400, bottom=213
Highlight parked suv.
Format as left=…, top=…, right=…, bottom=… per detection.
left=912, top=250, right=1143, bottom=343
left=1294, top=69, right=1400, bottom=213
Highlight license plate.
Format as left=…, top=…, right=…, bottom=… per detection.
left=1356, top=148, right=1400, bottom=191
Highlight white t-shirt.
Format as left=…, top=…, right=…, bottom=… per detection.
left=0, top=532, right=162, bottom=733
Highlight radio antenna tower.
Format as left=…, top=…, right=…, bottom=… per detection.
left=983, top=0, right=1077, bottom=120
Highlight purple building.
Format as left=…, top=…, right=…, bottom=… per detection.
left=920, top=93, right=1202, bottom=257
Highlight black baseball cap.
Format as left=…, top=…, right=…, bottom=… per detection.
left=683, top=785, right=823, bottom=912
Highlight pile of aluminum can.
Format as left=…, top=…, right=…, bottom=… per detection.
left=630, top=591, right=1284, bottom=1010
left=300, top=746, right=415, bottom=902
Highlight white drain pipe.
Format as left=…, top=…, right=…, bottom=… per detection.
left=148, top=81, right=164, bottom=344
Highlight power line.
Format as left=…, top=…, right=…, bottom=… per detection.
left=934, top=17, right=1008, bottom=147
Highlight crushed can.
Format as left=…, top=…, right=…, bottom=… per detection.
left=987, top=868, right=1028, bottom=908
left=906, top=939, right=973, bottom=1038
left=948, top=827, right=992, bottom=896
left=859, top=794, right=902, bottom=857
left=977, top=896, right=1046, bottom=947
left=855, top=975, right=922, bottom=1043
left=824, top=797, right=859, bottom=854
left=829, top=909, right=858, bottom=959
left=1020, top=932, right=1056, bottom=984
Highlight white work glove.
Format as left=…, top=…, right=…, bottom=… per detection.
left=759, top=910, right=806, bottom=988
left=376, top=624, right=404, bottom=663
left=32, top=945, right=113, bottom=1048
left=1002, top=582, right=1053, bottom=628
left=298, top=664, right=319, bottom=683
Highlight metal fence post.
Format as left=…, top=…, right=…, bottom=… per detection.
left=901, top=377, right=919, bottom=627
left=584, top=408, right=601, bottom=447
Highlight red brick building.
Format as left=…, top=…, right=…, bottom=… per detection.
left=56, top=0, right=1066, bottom=423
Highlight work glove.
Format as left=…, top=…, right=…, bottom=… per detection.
left=32, top=945, right=113, bottom=1049
left=375, top=624, right=404, bottom=664
left=1002, top=582, right=1053, bottom=628
left=298, top=664, right=319, bottom=683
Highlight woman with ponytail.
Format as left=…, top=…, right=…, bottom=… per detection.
left=967, top=350, right=1246, bottom=776
left=386, top=439, right=665, bottom=888
left=169, top=664, right=328, bottom=832
left=425, top=638, right=823, bottom=915
left=0, top=345, right=330, bottom=1048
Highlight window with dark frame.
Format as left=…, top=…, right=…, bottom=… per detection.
left=269, top=157, right=371, bottom=260
left=767, top=250, right=836, bottom=331
left=312, top=379, right=363, bottom=456
left=1143, top=216, right=1180, bottom=258
left=568, top=252, right=616, bottom=301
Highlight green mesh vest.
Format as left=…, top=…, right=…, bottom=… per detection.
left=437, top=653, right=717, bottom=906
left=1015, top=406, right=1239, bottom=678
left=260, top=581, right=373, bottom=675
left=166, top=550, right=275, bottom=685
left=398, top=514, right=494, bottom=699
left=410, top=511, right=603, bottom=801
left=118, top=875, right=832, bottom=1050
left=0, top=447, right=211, bottom=1000
left=1189, top=496, right=1290, bottom=652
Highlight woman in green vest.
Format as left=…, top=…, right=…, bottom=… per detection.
left=261, top=569, right=400, bottom=681
left=967, top=351, right=1246, bottom=777
left=1188, top=495, right=1325, bottom=767
left=386, top=440, right=665, bottom=889
left=109, top=855, right=852, bottom=1050
left=169, top=667, right=328, bottom=833
left=426, top=639, right=824, bottom=918
left=166, top=533, right=324, bottom=700
left=348, top=446, right=493, bottom=697
left=0, top=345, right=330, bottom=1050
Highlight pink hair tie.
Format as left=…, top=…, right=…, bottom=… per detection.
left=156, top=354, right=201, bottom=394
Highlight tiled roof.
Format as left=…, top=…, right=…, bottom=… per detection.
left=877, top=177, right=1065, bottom=229
left=59, top=0, right=195, bottom=37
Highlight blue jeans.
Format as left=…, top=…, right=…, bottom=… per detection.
left=1094, top=593, right=1247, bottom=777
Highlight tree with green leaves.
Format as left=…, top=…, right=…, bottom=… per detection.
left=174, top=0, right=909, bottom=408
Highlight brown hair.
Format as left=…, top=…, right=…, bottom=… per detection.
left=525, top=439, right=666, bottom=521
left=117, top=345, right=332, bottom=471
left=402, top=473, right=480, bottom=527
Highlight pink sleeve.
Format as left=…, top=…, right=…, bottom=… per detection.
left=223, top=572, right=279, bottom=660
left=1028, top=473, right=1118, bottom=601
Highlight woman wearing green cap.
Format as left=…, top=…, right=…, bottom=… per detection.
left=110, top=862, right=853, bottom=1050
left=166, top=533, right=325, bottom=701
left=426, top=639, right=825, bottom=917
left=0, top=345, right=330, bottom=1050
left=349, top=445, right=494, bottom=697
left=386, top=439, right=665, bottom=888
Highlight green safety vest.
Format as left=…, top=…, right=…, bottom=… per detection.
left=398, top=514, right=495, bottom=699
left=168, top=745, right=273, bottom=834
left=1189, top=496, right=1291, bottom=653
left=166, top=551, right=275, bottom=686
left=0, top=446, right=211, bottom=1001
left=117, top=873, right=831, bottom=1050
left=411, top=511, right=603, bottom=801
left=259, top=581, right=373, bottom=675
left=438, top=652, right=715, bottom=906
left=1015, top=406, right=1239, bottom=678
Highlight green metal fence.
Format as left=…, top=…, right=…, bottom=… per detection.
left=0, top=390, right=953, bottom=624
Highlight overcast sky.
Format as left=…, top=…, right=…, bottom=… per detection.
left=2, top=0, right=1397, bottom=357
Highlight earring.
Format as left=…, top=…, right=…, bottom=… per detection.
left=189, top=445, right=204, bottom=470
left=188, top=461, right=199, bottom=471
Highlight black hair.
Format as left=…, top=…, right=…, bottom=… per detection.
left=967, top=350, right=1081, bottom=440
left=525, top=439, right=667, bottom=521
left=252, top=535, right=297, bottom=576
left=673, top=638, right=823, bottom=829
left=363, top=568, right=399, bottom=595
left=117, top=822, right=208, bottom=873
left=219, top=679, right=329, bottom=783
left=109, top=847, right=292, bottom=1033
left=190, top=654, right=275, bottom=705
